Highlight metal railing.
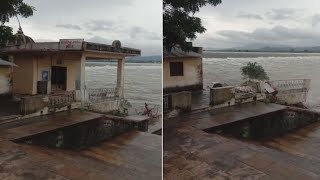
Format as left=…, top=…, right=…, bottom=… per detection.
left=49, top=91, right=75, bottom=108
left=87, top=87, right=118, bottom=102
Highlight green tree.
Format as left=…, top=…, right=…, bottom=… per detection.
left=241, top=62, right=269, bottom=80
left=163, top=0, right=222, bottom=51
left=0, top=25, right=14, bottom=48
left=0, top=0, right=35, bottom=48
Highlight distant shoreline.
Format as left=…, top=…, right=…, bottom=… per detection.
left=203, top=51, right=320, bottom=58
left=86, top=61, right=161, bottom=66
left=204, top=50, right=320, bottom=53
left=86, top=61, right=161, bottom=63
left=86, top=55, right=162, bottom=64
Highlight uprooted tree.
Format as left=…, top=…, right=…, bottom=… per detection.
left=163, top=0, right=222, bottom=52
left=0, top=0, right=35, bottom=48
left=241, top=62, right=269, bottom=80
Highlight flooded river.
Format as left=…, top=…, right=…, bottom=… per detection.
left=85, top=53, right=320, bottom=112
left=85, top=62, right=162, bottom=113
left=203, top=52, right=320, bottom=111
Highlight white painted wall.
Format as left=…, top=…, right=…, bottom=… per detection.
left=163, top=57, right=203, bottom=89
left=0, top=76, right=10, bottom=94
left=0, top=66, right=11, bottom=94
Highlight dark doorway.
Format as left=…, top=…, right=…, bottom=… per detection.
left=51, top=66, right=67, bottom=92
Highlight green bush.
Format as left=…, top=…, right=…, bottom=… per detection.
left=241, top=62, right=269, bottom=80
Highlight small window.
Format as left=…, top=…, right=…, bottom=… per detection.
left=170, top=62, right=184, bottom=76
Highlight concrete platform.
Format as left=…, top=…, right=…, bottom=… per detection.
left=164, top=102, right=320, bottom=179
left=0, top=110, right=104, bottom=141
left=166, top=102, right=286, bottom=131
left=105, top=114, right=162, bottom=134
left=0, top=131, right=161, bottom=180
left=0, top=110, right=161, bottom=179
left=164, top=125, right=320, bottom=179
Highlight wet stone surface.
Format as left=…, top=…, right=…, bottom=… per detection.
left=0, top=110, right=162, bottom=180
left=0, top=131, right=162, bottom=180
left=164, top=103, right=320, bottom=180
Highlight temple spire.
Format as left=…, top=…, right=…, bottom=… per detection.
left=5, top=15, right=34, bottom=47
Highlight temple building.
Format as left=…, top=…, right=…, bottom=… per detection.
left=163, top=43, right=203, bottom=94
left=0, top=28, right=140, bottom=118
left=163, top=43, right=203, bottom=112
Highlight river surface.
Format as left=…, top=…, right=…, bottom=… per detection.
left=84, top=54, right=320, bottom=113
left=202, top=52, right=320, bottom=111
left=85, top=62, right=162, bottom=113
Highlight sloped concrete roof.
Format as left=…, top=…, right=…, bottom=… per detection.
left=163, top=47, right=202, bottom=58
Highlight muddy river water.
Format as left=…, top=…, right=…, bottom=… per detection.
left=203, top=52, right=320, bottom=111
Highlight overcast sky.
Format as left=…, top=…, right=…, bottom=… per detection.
left=7, top=0, right=162, bottom=56
left=193, top=0, right=320, bottom=49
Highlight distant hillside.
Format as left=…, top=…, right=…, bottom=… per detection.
left=206, top=46, right=320, bottom=53
left=126, top=55, right=162, bottom=63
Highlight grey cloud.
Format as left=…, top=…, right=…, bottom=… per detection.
left=34, top=38, right=56, bottom=42
left=11, top=0, right=160, bottom=55
left=83, top=20, right=161, bottom=41
left=265, top=8, right=299, bottom=21
left=91, top=0, right=134, bottom=6
left=203, top=26, right=320, bottom=49
left=56, top=24, right=82, bottom=30
left=125, top=41, right=162, bottom=56
left=84, top=0, right=134, bottom=6
left=238, top=13, right=263, bottom=20
left=33, top=0, right=135, bottom=12
left=270, top=26, right=318, bottom=39
left=312, top=14, right=320, bottom=26
left=84, top=20, right=117, bottom=32
left=129, top=26, right=146, bottom=38
left=86, top=36, right=113, bottom=44
left=56, top=20, right=161, bottom=41
left=86, top=36, right=161, bottom=56
left=129, top=26, right=161, bottom=40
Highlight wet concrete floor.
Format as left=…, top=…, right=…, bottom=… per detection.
left=164, top=102, right=320, bottom=179
left=0, top=111, right=104, bottom=141
left=1, top=131, right=161, bottom=180
left=0, top=111, right=162, bottom=180
left=165, top=102, right=286, bottom=131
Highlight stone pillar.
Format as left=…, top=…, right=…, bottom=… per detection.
left=76, top=54, right=86, bottom=102
left=116, top=57, right=125, bottom=98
